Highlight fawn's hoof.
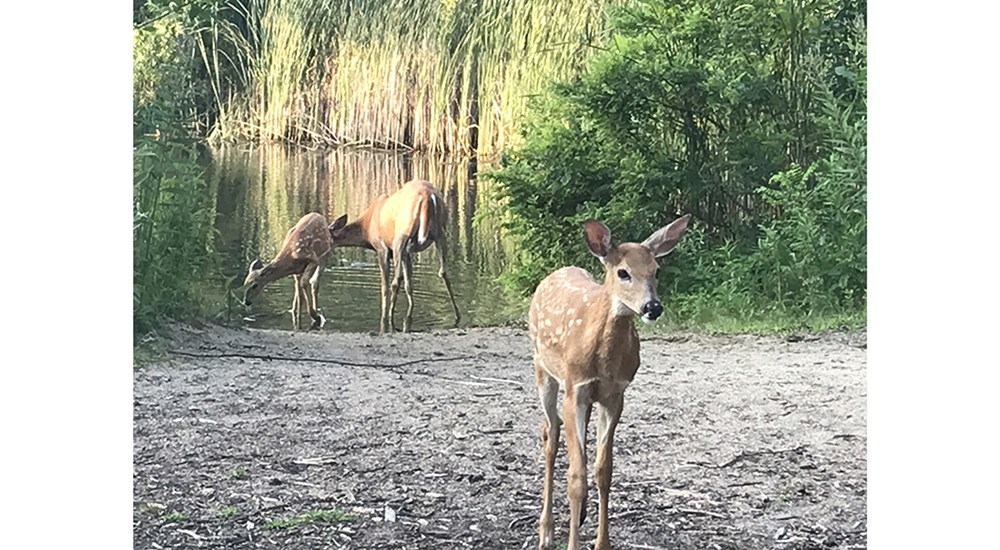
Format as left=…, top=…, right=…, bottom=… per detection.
left=309, top=311, right=326, bottom=329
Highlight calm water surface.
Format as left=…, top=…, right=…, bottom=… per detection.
left=208, top=145, right=519, bottom=332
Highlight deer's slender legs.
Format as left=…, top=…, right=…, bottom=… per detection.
left=304, top=262, right=324, bottom=329
left=309, top=265, right=323, bottom=327
left=290, top=274, right=303, bottom=329
left=387, top=240, right=406, bottom=333
left=594, top=395, right=624, bottom=550
left=537, top=371, right=560, bottom=550
left=376, top=247, right=391, bottom=334
left=401, top=252, right=414, bottom=333
left=563, top=382, right=593, bottom=550
left=297, top=271, right=313, bottom=329
left=433, top=236, right=460, bottom=327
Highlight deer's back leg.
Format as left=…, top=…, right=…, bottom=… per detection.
left=433, top=235, right=460, bottom=327
left=401, top=251, right=415, bottom=333
left=303, top=262, right=325, bottom=329
left=386, top=238, right=407, bottom=333
left=376, top=247, right=391, bottom=334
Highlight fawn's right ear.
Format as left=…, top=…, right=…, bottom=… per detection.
left=329, top=214, right=348, bottom=234
left=249, top=258, right=264, bottom=271
left=583, top=219, right=614, bottom=260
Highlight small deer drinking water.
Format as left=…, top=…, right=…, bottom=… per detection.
left=328, top=179, right=460, bottom=333
left=529, top=214, right=691, bottom=550
left=243, top=212, right=333, bottom=329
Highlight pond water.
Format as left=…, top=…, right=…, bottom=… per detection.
left=207, top=145, right=520, bottom=332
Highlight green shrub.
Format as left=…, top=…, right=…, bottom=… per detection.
left=133, top=6, right=221, bottom=335
left=487, top=0, right=866, bottom=330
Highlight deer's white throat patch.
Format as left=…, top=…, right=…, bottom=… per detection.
left=610, top=297, right=635, bottom=318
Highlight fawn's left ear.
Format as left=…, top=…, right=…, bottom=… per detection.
left=249, top=258, right=265, bottom=271
left=642, top=214, right=691, bottom=257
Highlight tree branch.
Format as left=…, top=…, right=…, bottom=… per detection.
left=168, top=350, right=472, bottom=371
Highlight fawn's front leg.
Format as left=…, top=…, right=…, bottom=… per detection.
left=594, top=394, right=624, bottom=550
left=563, top=381, right=593, bottom=550
left=537, top=372, right=560, bottom=550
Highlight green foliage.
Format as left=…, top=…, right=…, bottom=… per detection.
left=754, top=22, right=867, bottom=314
left=134, top=8, right=212, bottom=136
left=487, top=0, right=867, bottom=329
left=163, top=511, right=188, bottom=522
left=133, top=137, right=218, bottom=335
left=134, top=3, right=223, bottom=335
left=266, top=508, right=353, bottom=529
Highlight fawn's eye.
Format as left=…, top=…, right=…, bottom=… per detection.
left=617, top=269, right=631, bottom=281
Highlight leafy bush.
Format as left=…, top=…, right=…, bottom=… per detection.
left=133, top=7, right=221, bottom=335
left=754, top=22, right=867, bottom=315
left=133, top=138, right=218, bottom=334
left=487, top=0, right=867, bottom=329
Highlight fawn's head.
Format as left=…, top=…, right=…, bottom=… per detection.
left=243, top=258, right=269, bottom=306
left=583, top=214, right=691, bottom=323
left=328, top=214, right=367, bottom=249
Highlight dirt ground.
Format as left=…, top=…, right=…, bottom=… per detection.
left=134, top=324, right=867, bottom=550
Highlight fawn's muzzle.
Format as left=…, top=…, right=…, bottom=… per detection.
left=641, top=300, right=663, bottom=320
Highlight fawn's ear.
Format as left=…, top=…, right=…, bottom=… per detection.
left=583, top=219, right=614, bottom=260
left=641, top=214, right=691, bottom=258
left=249, top=258, right=265, bottom=271
left=329, top=214, right=348, bottom=234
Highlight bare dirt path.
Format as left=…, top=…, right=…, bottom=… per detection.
left=134, top=325, right=866, bottom=549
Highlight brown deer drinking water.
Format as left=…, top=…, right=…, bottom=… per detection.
left=529, top=214, right=691, bottom=550
left=328, top=179, right=460, bottom=333
left=243, top=212, right=333, bottom=329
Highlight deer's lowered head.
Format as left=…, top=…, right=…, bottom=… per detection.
left=328, top=211, right=378, bottom=251
left=243, top=258, right=273, bottom=306
left=583, top=214, right=691, bottom=324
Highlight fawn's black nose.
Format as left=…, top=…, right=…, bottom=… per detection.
left=641, top=300, right=663, bottom=320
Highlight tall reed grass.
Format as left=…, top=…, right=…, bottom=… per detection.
left=210, top=0, right=611, bottom=155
